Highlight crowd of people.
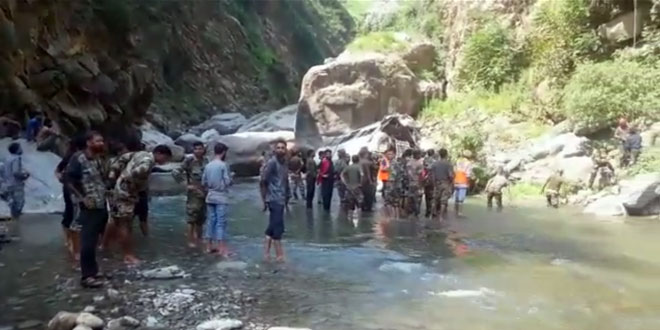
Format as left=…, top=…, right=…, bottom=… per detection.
left=0, top=115, right=647, bottom=289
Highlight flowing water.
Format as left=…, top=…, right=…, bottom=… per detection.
left=1, top=179, right=660, bottom=329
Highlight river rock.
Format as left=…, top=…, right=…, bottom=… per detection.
left=201, top=129, right=221, bottom=142
left=189, top=113, right=247, bottom=136
left=401, top=42, right=437, bottom=73
left=16, top=320, right=41, bottom=329
left=72, top=326, right=92, bottom=330
left=142, top=265, right=187, bottom=279
left=75, top=313, right=103, bottom=329
left=174, top=133, right=202, bottom=153
left=0, top=138, right=63, bottom=217
left=238, top=104, right=297, bottom=133
left=106, top=316, right=140, bottom=330
left=196, top=319, right=243, bottom=330
left=140, top=122, right=185, bottom=162
left=583, top=195, right=626, bottom=216
left=216, top=261, right=248, bottom=271
left=620, top=172, right=660, bottom=215
left=48, top=311, right=78, bottom=328
left=268, top=328, right=312, bottom=330
left=205, top=131, right=297, bottom=177
left=598, top=10, right=646, bottom=43
left=298, top=53, right=421, bottom=136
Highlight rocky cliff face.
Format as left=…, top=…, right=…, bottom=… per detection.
left=0, top=0, right=355, bottom=137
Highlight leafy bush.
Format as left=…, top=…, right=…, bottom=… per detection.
left=626, top=147, right=660, bottom=176
left=457, top=21, right=521, bottom=91
left=526, top=0, right=593, bottom=83
left=421, top=83, right=528, bottom=119
left=508, top=182, right=543, bottom=199
left=346, top=31, right=409, bottom=53
left=562, top=60, right=660, bottom=127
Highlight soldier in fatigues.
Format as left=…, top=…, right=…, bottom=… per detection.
left=288, top=151, right=304, bottom=200
left=430, top=148, right=454, bottom=221
left=422, top=149, right=436, bottom=217
left=173, top=141, right=208, bottom=248
left=380, top=147, right=398, bottom=216
left=406, top=149, right=424, bottom=217
left=108, top=137, right=171, bottom=264
left=588, top=149, right=615, bottom=190
left=334, top=149, right=349, bottom=204
left=393, top=149, right=411, bottom=216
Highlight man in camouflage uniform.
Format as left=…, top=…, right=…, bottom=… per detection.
left=288, top=150, right=305, bottom=200
left=588, top=149, right=615, bottom=190
left=422, top=149, right=437, bottom=217
left=393, top=149, right=411, bottom=216
left=381, top=147, right=398, bottom=216
left=108, top=137, right=171, bottom=264
left=406, top=149, right=424, bottom=217
left=430, top=148, right=454, bottom=221
left=173, top=141, right=208, bottom=248
left=334, top=149, right=349, bottom=204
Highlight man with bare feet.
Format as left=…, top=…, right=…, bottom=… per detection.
left=173, top=141, right=208, bottom=248
left=108, top=136, right=171, bottom=264
left=260, top=139, right=290, bottom=262
left=202, top=143, right=233, bottom=257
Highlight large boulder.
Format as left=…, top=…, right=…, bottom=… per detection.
left=0, top=139, right=63, bottom=217
left=206, top=131, right=298, bottom=177
left=140, top=122, right=184, bottom=162
left=238, top=104, right=297, bottom=133
left=583, top=172, right=660, bottom=217
left=598, top=10, right=649, bottom=43
left=583, top=195, right=627, bottom=217
left=174, top=133, right=202, bottom=153
left=188, top=113, right=247, bottom=136
left=641, top=122, right=660, bottom=147
left=401, top=42, right=437, bottom=73
left=298, top=53, right=421, bottom=136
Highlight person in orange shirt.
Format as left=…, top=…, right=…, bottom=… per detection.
left=453, top=150, right=473, bottom=217
left=379, top=147, right=397, bottom=215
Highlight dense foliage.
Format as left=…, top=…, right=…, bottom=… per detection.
left=562, top=60, right=660, bottom=126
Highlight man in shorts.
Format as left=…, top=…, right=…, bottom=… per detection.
left=341, top=154, right=364, bottom=219
left=173, top=141, right=208, bottom=248
left=260, top=139, right=290, bottom=262
left=542, top=170, right=564, bottom=208
left=109, top=137, right=171, bottom=264
left=430, top=148, right=454, bottom=221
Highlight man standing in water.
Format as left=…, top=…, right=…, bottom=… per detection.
left=305, top=149, right=317, bottom=209
left=3, top=142, right=29, bottom=222
left=202, top=142, right=233, bottom=256
left=541, top=170, right=564, bottom=208
left=108, top=138, right=171, bottom=264
left=66, top=131, right=108, bottom=288
left=341, top=154, right=363, bottom=220
left=430, top=148, right=454, bottom=221
left=318, top=149, right=334, bottom=212
left=261, top=139, right=290, bottom=262
left=334, top=149, right=349, bottom=204
left=173, top=141, right=209, bottom=248
left=380, top=147, right=398, bottom=216
left=288, top=150, right=304, bottom=200
left=359, top=147, right=375, bottom=212
left=406, top=149, right=424, bottom=217
left=453, top=150, right=473, bottom=217
left=422, top=149, right=437, bottom=217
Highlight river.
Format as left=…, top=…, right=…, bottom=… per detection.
left=1, top=179, right=660, bottom=330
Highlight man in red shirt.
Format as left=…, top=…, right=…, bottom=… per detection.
left=317, top=149, right=334, bottom=211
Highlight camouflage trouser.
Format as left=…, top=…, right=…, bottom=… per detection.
left=290, top=173, right=305, bottom=199
left=406, top=184, right=422, bottom=216
left=109, top=194, right=138, bottom=227
left=383, top=180, right=399, bottom=207
left=345, top=186, right=363, bottom=211
left=336, top=180, right=347, bottom=203
left=186, top=192, right=206, bottom=225
left=432, top=181, right=453, bottom=216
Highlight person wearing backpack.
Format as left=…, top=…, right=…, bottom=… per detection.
left=3, top=142, right=30, bottom=221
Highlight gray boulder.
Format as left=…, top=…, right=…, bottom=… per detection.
left=174, top=133, right=202, bottom=153
left=238, top=104, right=297, bottom=133
left=620, top=172, right=660, bottom=215
left=47, top=311, right=79, bottom=330
left=583, top=195, right=626, bottom=217
left=196, top=319, right=243, bottom=330
left=142, top=265, right=187, bottom=280
left=0, top=139, right=63, bottom=217
left=140, top=122, right=185, bottom=162
left=189, top=113, right=247, bottom=136
left=201, top=129, right=221, bottom=143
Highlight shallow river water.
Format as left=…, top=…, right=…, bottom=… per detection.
left=2, top=179, right=660, bottom=330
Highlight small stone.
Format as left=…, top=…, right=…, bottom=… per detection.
left=142, top=266, right=186, bottom=280
left=110, top=307, right=120, bottom=314
left=48, top=311, right=79, bottom=330
left=92, top=295, right=104, bottom=303
left=16, top=320, right=41, bottom=329
left=144, top=316, right=160, bottom=327
left=73, top=326, right=93, bottom=330
left=83, top=306, right=96, bottom=313
left=196, top=319, right=243, bottom=330
left=107, top=289, right=120, bottom=300
left=76, top=313, right=104, bottom=328
left=216, top=261, right=248, bottom=271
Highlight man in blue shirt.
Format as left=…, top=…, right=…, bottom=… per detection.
left=260, top=139, right=290, bottom=262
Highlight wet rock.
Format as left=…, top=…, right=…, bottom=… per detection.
left=152, top=290, right=195, bottom=316
left=107, top=316, right=140, bottom=330
left=47, top=311, right=78, bottom=330
left=106, top=289, right=120, bottom=300
left=216, top=261, right=248, bottom=271
left=268, top=328, right=312, bottom=330
left=75, top=313, right=104, bottom=329
left=16, top=320, right=41, bottom=329
left=196, top=319, right=243, bottom=330
left=140, top=122, right=185, bottom=162
left=378, top=261, right=423, bottom=274
left=142, top=265, right=187, bottom=279
left=238, top=105, right=296, bottom=133
left=189, top=113, right=247, bottom=136
left=92, top=295, right=104, bottom=303
left=72, top=326, right=93, bottom=330
left=174, top=133, right=203, bottom=153
left=83, top=306, right=95, bottom=313
left=144, top=316, right=160, bottom=328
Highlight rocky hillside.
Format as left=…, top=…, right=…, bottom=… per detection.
left=0, top=0, right=355, bottom=136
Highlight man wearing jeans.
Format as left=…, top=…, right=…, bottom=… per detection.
left=202, top=142, right=232, bottom=257
left=260, top=139, right=290, bottom=262
left=66, top=131, right=109, bottom=288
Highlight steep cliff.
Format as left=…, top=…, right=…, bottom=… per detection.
left=0, top=0, right=355, bottom=137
